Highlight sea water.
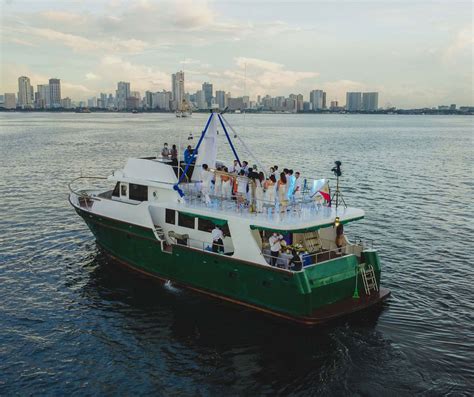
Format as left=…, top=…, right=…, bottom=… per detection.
left=0, top=112, right=472, bottom=395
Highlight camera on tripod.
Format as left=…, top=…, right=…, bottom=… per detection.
left=331, top=161, right=342, bottom=177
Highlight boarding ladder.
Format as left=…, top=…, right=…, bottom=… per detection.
left=154, top=225, right=166, bottom=241
left=361, top=264, right=378, bottom=295
left=153, top=225, right=172, bottom=254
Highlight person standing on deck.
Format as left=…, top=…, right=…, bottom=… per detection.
left=211, top=225, right=224, bottom=253
left=269, top=233, right=284, bottom=266
left=221, top=167, right=232, bottom=199
left=201, top=164, right=213, bottom=204
left=264, top=174, right=277, bottom=212
left=287, top=169, right=296, bottom=201
left=161, top=143, right=170, bottom=158
left=236, top=169, right=248, bottom=206
left=184, top=145, right=195, bottom=164
left=255, top=172, right=265, bottom=213
left=229, top=160, right=240, bottom=174
left=278, top=172, right=289, bottom=213
left=293, top=171, right=302, bottom=204
left=214, top=166, right=223, bottom=197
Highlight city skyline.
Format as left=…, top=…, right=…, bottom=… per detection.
left=1, top=1, right=472, bottom=108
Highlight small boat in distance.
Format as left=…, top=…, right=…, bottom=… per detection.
left=75, top=107, right=91, bottom=113
left=176, top=99, right=192, bottom=117
left=69, top=109, right=390, bottom=325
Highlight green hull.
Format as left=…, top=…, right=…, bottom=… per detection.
left=76, top=206, right=389, bottom=325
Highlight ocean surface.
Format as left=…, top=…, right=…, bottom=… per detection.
left=0, top=112, right=472, bottom=396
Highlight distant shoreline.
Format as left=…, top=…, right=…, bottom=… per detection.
left=0, top=108, right=472, bottom=116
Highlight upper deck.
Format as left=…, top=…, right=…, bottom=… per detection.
left=172, top=182, right=364, bottom=231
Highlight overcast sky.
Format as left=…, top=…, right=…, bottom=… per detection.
left=1, top=0, right=472, bottom=107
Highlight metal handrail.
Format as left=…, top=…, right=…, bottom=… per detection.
left=261, top=243, right=359, bottom=270
left=68, top=176, right=109, bottom=199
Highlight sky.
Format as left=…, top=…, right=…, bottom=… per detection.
left=0, top=0, right=472, bottom=108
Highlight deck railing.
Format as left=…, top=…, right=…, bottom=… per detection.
left=261, top=242, right=367, bottom=271
left=179, top=181, right=330, bottom=217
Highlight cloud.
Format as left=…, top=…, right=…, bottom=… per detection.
left=228, top=57, right=319, bottom=96
left=27, top=27, right=149, bottom=54
left=98, top=56, right=169, bottom=92
left=40, top=11, right=85, bottom=23
left=7, top=38, right=35, bottom=47
left=322, top=80, right=367, bottom=101
left=444, top=26, right=474, bottom=59
left=85, top=73, right=99, bottom=80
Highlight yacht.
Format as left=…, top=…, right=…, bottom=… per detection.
left=69, top=109, right=390, bottom=325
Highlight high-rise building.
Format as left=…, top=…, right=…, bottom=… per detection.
left=215, top=90, right=226, bottom=109
left=36, top=84, right=51, bottom=109
left=98, top=93, right=108, bottom=109
left=107, top=94, right=115, bottom=109
left=49, top=78, right=61, bottom=108
left=330, top=100, right=339, bottom=110
left=116, top=81, right=130, bottom=110
left=346, top=92, right=362, bottom=111
left=309, top=90, right=325, bottom=110
left=131, top=91, right=141, bottom=99
left=61, top=97, right=72, bottom=109
left=171, top=71, right=185, bottom=111
left=322, top=92, right=327, bottom=109
left=145, top=91, right=153, bottom=109
left=88, top=97, right=97, bottom=108
left=3, top=93, right=16, bottom=109
left=196, top=90, right=206, bottom=110
left=362, top=92, right=379, bottom=111
left=152, top=91, right=171, bottom=110
left=202, top=82, right=213, bottom=108
left=18, top=76, right=33, bottom=109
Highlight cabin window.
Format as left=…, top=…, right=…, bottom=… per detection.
left=120, top=183, right=127, bottom=197
left=129, top=184, right=148, bottom=201
left=166, top=209, right=176, bottom=225
left=197, top=219, right=231, bottom=236
left=197, top=218, right=215, bottom=232
left=112, top=182, right=120, bottom=197
left=178, top=212, right=195, bottom=229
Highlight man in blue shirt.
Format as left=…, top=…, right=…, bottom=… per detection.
left=184, top=145, right=197, bottom=164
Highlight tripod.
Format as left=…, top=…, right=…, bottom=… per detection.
left=331, top=174, right=347, bottom=210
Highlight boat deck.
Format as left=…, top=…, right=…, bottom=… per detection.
left=174, top=188, right=364, bottom=228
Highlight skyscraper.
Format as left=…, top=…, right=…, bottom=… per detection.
left=215, top=90, right=226, bottom=109
left=196, top=90, right=206, bottom=110
left=202, top=82, right=213, bottom=108
left=36, top=84, right=50, bottom=109
left=171, top=71, right=185, bottom=111
left=310, top=89, right=325, bottom=110
left=116, top=81, right=130, bottom=110
left=18, top=76, right=33, bottom=109
left=362, top=92, right=379, bottom=111
left=3, top=93, right=16, bottom=109
left=346, top=92, right=362, bottom=111
left=49, top=78, right=61, bottom=108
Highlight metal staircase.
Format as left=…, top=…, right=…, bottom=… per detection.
left=361, top=264, right=378, bottom=295
left=153, top=225, right=172, bottom=254
left=154, top=225, right=166, bottom=241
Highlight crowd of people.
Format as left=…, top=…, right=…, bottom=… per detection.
left=200, top=159, right=303, bottom=213
left=159, top=143, right=304, bottom=212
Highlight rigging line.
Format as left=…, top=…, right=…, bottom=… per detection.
left=243, top=62, right=247, bottom=135
left=220, top=114, right=268, bottom=174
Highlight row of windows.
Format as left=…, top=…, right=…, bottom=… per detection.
left=166, top=209, right=230, bottom=234
left=112, top=182, right=148, bottom=202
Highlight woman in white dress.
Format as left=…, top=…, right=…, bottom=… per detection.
left=236, top=169, right=248, bottom=206
left=264, top=174, right=276, bottom=213
left=221, top=167, right=232, bottom=199
left=277, top=172, right=288, bottom=212
left=214, top=166, right=222, bottom=197
left=255, top=172, right=265, bottom=213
